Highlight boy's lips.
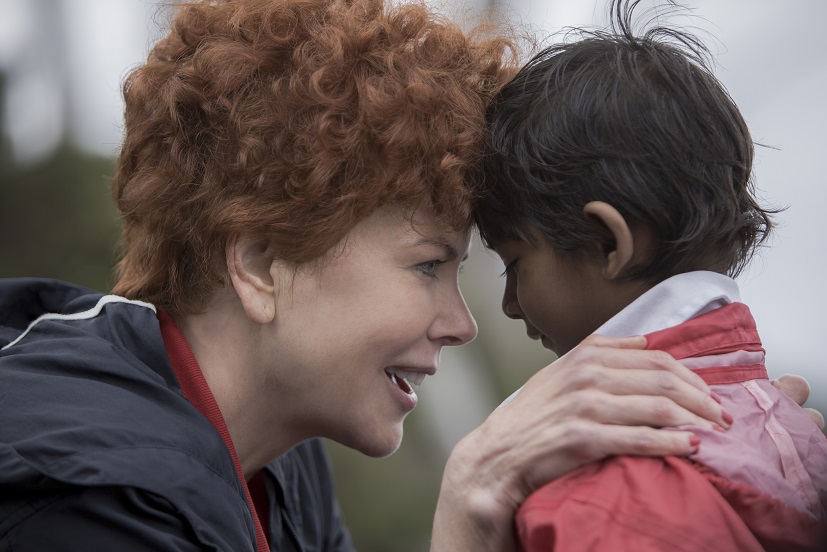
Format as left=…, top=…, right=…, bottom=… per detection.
left=524, top=321, right=542, bottom=341
left=527, top=330, right=555, bottom=352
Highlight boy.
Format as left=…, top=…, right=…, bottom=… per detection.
left=475, top=1, right=827, bottom=550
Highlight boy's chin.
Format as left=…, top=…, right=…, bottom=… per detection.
left=541, top=335, right=567, bottom=356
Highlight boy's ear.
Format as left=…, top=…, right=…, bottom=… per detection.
left=226, top=234, right=278, bottom=325
left=582, top=201, right=634, bottom=280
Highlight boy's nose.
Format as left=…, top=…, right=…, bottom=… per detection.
left=502, top=299, right=523, bottom=320
left=501, top=281, right=523, bottom=320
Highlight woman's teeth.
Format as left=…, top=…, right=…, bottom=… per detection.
left=392, top=370, right=425, bottom=387
left=387, top=369, right=425, bottom=394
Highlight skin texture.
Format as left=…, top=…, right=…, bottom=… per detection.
left=178, top=207, right=477, bottom=477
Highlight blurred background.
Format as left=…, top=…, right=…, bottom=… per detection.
left=1, top=0, right=824, bottom=550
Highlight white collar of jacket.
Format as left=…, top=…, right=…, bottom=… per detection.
left=498, top=271, right=740, bottom=408
left=595, top=270, right=740, bottom=338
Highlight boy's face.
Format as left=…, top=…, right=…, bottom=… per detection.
left=493, top=229, right=629, bottom=356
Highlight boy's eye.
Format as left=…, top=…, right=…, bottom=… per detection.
left=499, top=260, right=517, bottom=278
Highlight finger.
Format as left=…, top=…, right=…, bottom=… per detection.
left=567, top=342, right=711, bottom=396
left=556, top=422, right=700, bottom=464
left=583, top=368, right=730, bottom=429
left=599, top=426, right=701, bottom=458
left=567, top=391, right=726, bottom=432
left=805, top=408, right=825, bottom=431
left=771, top=374, right=810, bottom=406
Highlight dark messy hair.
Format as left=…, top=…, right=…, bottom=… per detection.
left=475, top=0, right=776, bottom=282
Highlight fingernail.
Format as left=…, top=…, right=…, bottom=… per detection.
left=710, top=392, right=722, bottom=404
left=713, top=424, right=726, bottom=433
left=722, top=409, right=734, bottom=426
left=689, top=435, right=701, bottom=447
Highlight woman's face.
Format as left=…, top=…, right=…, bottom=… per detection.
left=265, top=207, right=478, bottom=457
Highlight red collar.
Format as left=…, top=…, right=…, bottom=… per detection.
left=158, top=311, right=269, bottom=552
left=644, top=302, right=768, bottom=385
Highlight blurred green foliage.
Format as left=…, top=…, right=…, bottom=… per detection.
left=0, top=141, right=119, bottom=290
left=0, top=69, right=113, bottom=289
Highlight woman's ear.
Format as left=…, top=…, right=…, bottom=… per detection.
left=582, top=201, right=635, bottom=280
left=226, top=234, right=278, bottom=325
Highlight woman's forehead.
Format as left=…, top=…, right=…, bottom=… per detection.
left=348, top=206, right=472, bottom=254
left=389, top=206, right=470, bottom=243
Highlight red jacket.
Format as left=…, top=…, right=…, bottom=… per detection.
left=515, top=303, right=826, bottom=551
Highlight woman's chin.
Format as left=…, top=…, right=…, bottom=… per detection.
left=342, top=426, right=405, bottom=458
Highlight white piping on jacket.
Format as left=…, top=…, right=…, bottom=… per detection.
left=1, top=295, right=156, bottom=351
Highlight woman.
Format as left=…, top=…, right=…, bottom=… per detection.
left=0, top=0, right=791, bottom=550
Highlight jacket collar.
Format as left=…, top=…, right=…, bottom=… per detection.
left=596, top=271, right=740, bottom=339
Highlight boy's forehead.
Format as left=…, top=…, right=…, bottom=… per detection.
left=490, top=228, right=541, bottom=253
left=491, top=238, right=527, bottom=258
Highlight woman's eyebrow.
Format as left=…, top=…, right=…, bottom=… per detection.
left=410, top=237, right=461, bottom=261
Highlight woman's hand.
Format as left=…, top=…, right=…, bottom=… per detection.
left=430, top=334, right=732, bottom=552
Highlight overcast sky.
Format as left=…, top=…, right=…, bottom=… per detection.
left=2, top=0, right=825, bottom=407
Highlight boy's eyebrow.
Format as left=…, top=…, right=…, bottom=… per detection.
left=410, top=237, right=468, bottom=261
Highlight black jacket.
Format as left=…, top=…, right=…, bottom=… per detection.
left=0, top=278, right=353, bottom=551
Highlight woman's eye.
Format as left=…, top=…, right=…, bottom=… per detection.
left=418, top=260, right=443, bottom=277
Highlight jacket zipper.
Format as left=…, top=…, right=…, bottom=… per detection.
left=281, top=509, right=306, bottom=552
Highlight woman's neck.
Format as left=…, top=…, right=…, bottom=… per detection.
left=174, top=290, right=301, bottom=479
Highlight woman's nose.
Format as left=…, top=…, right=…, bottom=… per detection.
left=431, top=290, right=478, bottom=346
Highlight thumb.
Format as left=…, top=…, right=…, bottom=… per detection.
left=581, top=333, right=648, bottom=351
left=771, top=374, right=810, bottom=406
left=804, top=408, right=825, bottom=432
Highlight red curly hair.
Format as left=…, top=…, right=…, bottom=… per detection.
left=111, top=0, right=516, bottom=315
